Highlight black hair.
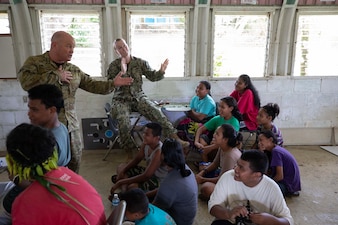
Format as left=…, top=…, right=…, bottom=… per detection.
left=200, top=80, right=212, bottom=96
left=238, top=74, right=261, bottom=108
left=144, top=122, right=162, bottom=137
left=262, top=103, right=280, bottom=121
left=259, top=130, right=278, bottom=145
left=220, top=96, right=243, bottom=122
left=119, top=188, right=149, bottom=214
left=28, top=84, right=64, bottom=114
left=240, top=149, right=268, bottom=174
left=6, top=123, right=56, bottom=167
left=162, top=138, right=191, bottom=178
left=219, top=124, right=243, bottom=148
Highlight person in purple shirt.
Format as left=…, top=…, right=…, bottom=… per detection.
left=257, top=130, right=301, bottom=197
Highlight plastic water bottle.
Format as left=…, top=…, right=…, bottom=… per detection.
left=112, top=193, right=120, bottom=207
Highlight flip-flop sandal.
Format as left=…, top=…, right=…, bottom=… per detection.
left=111, top=174, right=117, bottom=184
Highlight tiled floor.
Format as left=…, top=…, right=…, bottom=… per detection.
left=79, top=145, right=338, bottom=225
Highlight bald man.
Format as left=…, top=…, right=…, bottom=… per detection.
left=18, top=31, right=134, bottom=173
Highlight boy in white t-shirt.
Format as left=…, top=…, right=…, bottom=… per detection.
left=208, top=149, right=293, bottom=225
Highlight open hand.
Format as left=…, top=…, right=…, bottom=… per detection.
left=113, top=71, right=133, bottom=87
left=160, top=58, right=169, bottom=73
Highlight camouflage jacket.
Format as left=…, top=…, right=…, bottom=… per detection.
left=18, top=52, right=115, bottom=132
left=106, top=56, right=164, bottom=101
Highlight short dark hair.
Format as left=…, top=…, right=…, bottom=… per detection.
left=200, top=80, right=212, bottom=96
left=28, top=84, right=64, bottom=114
left=6, top=123, right=56, bottom=167
left=145, top=122, right=162, bottom=137
left=119, top=188, right=149, bottom=214
left=241, top=149, right=268, bottom=174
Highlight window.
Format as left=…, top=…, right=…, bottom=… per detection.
left=0, top=12, right=10, bottom=34
left=293, top=14, right=338, bottom=76
left=40, top=11, right=102, bottom=77
left=0, top=11, right=16, bottom=78
left=213, top=14, right=270, bottom=77
left=129, top=13, right=186, bottom=77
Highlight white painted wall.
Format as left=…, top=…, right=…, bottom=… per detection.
left=1, top=76, right=337, bottom=151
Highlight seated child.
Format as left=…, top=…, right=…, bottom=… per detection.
left=254, top=102, right=284, bottom=148
left=153, top=139, right=198, bottom=225
left=110, top=122, right=167, bottom=196
left=185, top=80, right=216, bottom=123
left=194, top=96, right=242, bottom=166
left=229, top=74, right=260, bottom=131
left=119, top=188, right=176, bottom=225
left=195, top=124, right=242, bottom=201
left=175, top=81, right=216, bottom=149
left=258, top=130, right=301, bottom=197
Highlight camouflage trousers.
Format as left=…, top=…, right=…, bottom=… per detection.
left=67, top=129, right=82, bottom=173
left=111, top=97, right=176, bottom=153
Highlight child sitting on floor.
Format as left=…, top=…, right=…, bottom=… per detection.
left=119, top=188, right=176, bottom=225
left=258, top=130, right=301, bottom=197
left=195, top=124, right=242, bottom=201
left=194, top=96, right=242, bottom=167
left=254, top=102, right=284, bottom=148
left=109, top=122, right=167, bottom=197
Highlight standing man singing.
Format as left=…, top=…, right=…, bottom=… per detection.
left=18, top=31, right=133, bottom=173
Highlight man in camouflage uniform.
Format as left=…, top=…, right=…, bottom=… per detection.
left=18, top=31, right=133, bottom=173
left=107, top=38, right=189, bottom=158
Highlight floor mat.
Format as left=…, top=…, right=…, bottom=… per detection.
left=320, top=146, right=338, bottom=156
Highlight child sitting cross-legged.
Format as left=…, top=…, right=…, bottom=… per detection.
left=195, top=124, right=242, bottom=201
left=194, top=96, right=242, bottom=168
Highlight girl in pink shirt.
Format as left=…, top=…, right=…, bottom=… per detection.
left=230, top=74, right=260, bottom=131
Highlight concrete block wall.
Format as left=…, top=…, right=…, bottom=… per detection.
left=0, top=76, right=337, bottom=151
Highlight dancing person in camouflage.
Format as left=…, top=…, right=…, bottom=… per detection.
left=107, top=38, right=189, bottom=159
left=18, top=31, right=133, bottom=173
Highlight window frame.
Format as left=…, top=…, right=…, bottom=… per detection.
left=33, top=6, right=105, bottom=77
left=124, top=6, right=192, bottom=79
left=0, top=10, right=11, bottom=35
left=292, top=8, right=338, bottom=77
left=210, top=7, right=277, bottom=79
